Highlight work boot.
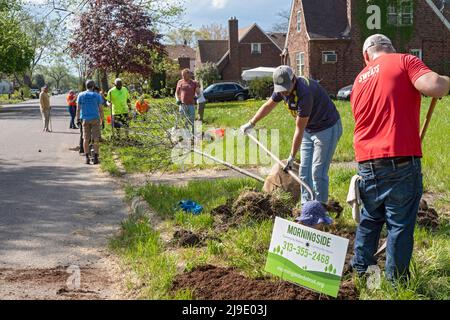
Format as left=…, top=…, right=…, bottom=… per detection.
left=85, top=154, right=90, bottom=165
left=93, top=154, right=99, bottom=165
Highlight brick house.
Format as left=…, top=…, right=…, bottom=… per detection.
left=165, top=44, right=197, bottom=70
left=283, top=0, right=450, bottom=94
left=196, top=17, right=286, bottom=81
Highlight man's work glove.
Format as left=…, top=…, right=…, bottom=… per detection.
left=176, top=100, right=182, bottom=106
left=240, top=121, right=255, bottom=134
left=283, top=154, right=295, bottom=172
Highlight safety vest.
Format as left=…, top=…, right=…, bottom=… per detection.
left=284, top=77, right=310, bottom=118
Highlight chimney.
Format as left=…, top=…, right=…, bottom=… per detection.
left=228, top=17, right=240, bottom=80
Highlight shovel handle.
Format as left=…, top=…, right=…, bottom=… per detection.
left=246, top=132, right=315, bottom=200
left=420, top=98, right=438, bottom=141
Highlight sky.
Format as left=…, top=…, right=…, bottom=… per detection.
left=182, top=0, right=292, bottom=31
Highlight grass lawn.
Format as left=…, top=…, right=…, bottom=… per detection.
left=102, top=96, right=450, bottom=197
left=112, top=174, right=449, bottom=300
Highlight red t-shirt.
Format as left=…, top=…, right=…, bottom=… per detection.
left=176, top=79, right=198, bottom=105
left=350, top=53, right=432, bottom=162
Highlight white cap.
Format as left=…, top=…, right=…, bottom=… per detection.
left=363, top=34, right=393, bottom=54
left=114, top=78, right=122, bottom=84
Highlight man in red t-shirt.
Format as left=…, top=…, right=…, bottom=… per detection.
left=176, top=69, right=200, bottom=136
left=350, top=34, right=450, bottom=282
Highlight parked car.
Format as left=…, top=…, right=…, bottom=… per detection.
left=30, top=89, right=40, bottom=98
left=337, top=84, right=353, bottom=100
left=203, top=82, right=249, bottom=102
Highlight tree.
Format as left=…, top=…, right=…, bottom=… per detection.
left=196, top=23, right=228, bottom=41
left=45, top=63, right=70, bottom=90
left=166, top=28, right=196, bottom=46
left=195, top=62, right=220, bottom=88
left=272, top=9, right=290, bottom=33
left=0, top=13, right=34, bottom=74
left=69, top=0, right=165, bottom=78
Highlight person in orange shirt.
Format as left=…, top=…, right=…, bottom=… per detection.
left=66, top=90, right=78, bottom=129
left=135, top=96, right=149, bottom=116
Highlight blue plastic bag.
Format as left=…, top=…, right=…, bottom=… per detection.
left=177, top=200, right=203, bottom=215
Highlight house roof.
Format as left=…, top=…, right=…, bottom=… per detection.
left=165, top=45, right=196, bottom=60
left=197, top=40, right=229, bottom=64
left=197, top=24, right=285, bottom=65
left=267, top=33, right=287, bottom=50
left=302, top=0, right=350, bottom=39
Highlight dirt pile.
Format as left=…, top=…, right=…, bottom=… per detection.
left=173, top=229, right=202, bottom=247
left=324, top=199, right=344, bottom=218
left=417, top=199, right=440, bottom=229
left=211, top=190, right=295, bottom=228
left=171, top=265, right=357, bottom=300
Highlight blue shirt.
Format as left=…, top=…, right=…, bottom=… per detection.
left=77, top=91, right=103, bottom=121
left=271, top=77, right=340, bottom=133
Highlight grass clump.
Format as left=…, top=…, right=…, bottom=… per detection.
left=109, top=216, right=177, bottom=299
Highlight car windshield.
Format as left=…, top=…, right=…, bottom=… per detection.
left=341, top=85, right=353, bottom=91
left=204, top=85, right=216, bottom=93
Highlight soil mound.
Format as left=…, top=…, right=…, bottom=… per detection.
left=417, top=199, right=440, bottom=229
left=211, top=190, right=295, bottom=228
left=172, top=265, right=357, bottom=300
left=173, top=230, right=202, bottom=247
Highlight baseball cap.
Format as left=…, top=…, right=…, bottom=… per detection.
left=295, top=200, right=333, bottom=226
left=363, top=34, right=393, bottom=54
left=115, top=78, right=122, bottom=84
left=273, top=65, right=295, bottom=93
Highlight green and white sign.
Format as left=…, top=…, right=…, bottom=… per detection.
left=265, top=217, right=349, bottom=297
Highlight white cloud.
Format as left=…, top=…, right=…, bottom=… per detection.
left=211, top=0, right=228, bottom=9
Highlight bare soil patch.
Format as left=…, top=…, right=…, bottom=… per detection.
left=171, top=265, right=357, bottom=300
left=0, top=264, right=120, bottom=300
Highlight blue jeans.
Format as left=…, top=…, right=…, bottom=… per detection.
left=179, top=104, right=195, bottom=135
left=68, top=106, right=76, bottom=128
left=300, top=119, right=342, bottom=204
left=351, top=157, right=423, bottom=281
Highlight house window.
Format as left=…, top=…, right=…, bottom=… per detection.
left=410, top=49, right=422, bottom=60
left=296, top=52, right=305, bottom=76
left=297, top=10, right=302, bottom=32
left=387, top=0, right=413, bottom=26
left=400, top=0, right=413, bottom=25
left=322, top=51, right=338, bottom=64
left=251, top=43, right=261, bottom=54
left=387, top=5, right=398, bottom=25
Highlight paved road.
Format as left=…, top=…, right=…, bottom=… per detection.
left=0, top=96, right=127, bottom=299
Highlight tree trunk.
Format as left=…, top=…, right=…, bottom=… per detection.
left=101, top=70, right=109, bottom=92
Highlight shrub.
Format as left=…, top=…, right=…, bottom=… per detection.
left=195, top=62, right=220, bottom=88
left=248, top=77, right=273, bottom=100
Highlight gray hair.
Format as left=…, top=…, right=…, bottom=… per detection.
left=85, top=79, right=95, bottom=90
left=363, top=34, right=396, bottom=56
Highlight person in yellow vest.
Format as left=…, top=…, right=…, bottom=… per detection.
left=106, top=78, right=131, bottom=137
left=240, top=66, right=342, bottom=206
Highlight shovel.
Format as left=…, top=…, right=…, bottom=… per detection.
left=246, top=131, right=315, bottom=201
left=374, top=97, right=439, bottom=258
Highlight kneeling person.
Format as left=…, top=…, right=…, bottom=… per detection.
left=76, top=80, right=104, bottom=165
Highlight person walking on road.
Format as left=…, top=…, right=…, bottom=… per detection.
left=76, top=80, right=104, bottom=165
left=66, top=90, right=78, bottom=129
left=350, top=34, right=450, bottom=282
left=240, top=65, right=342, bottom=206
left=39, top=85, right=51, bottom=132
left=176, top=69, right=200, bottom=136
left=106, top=78, right=131, bottom=138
